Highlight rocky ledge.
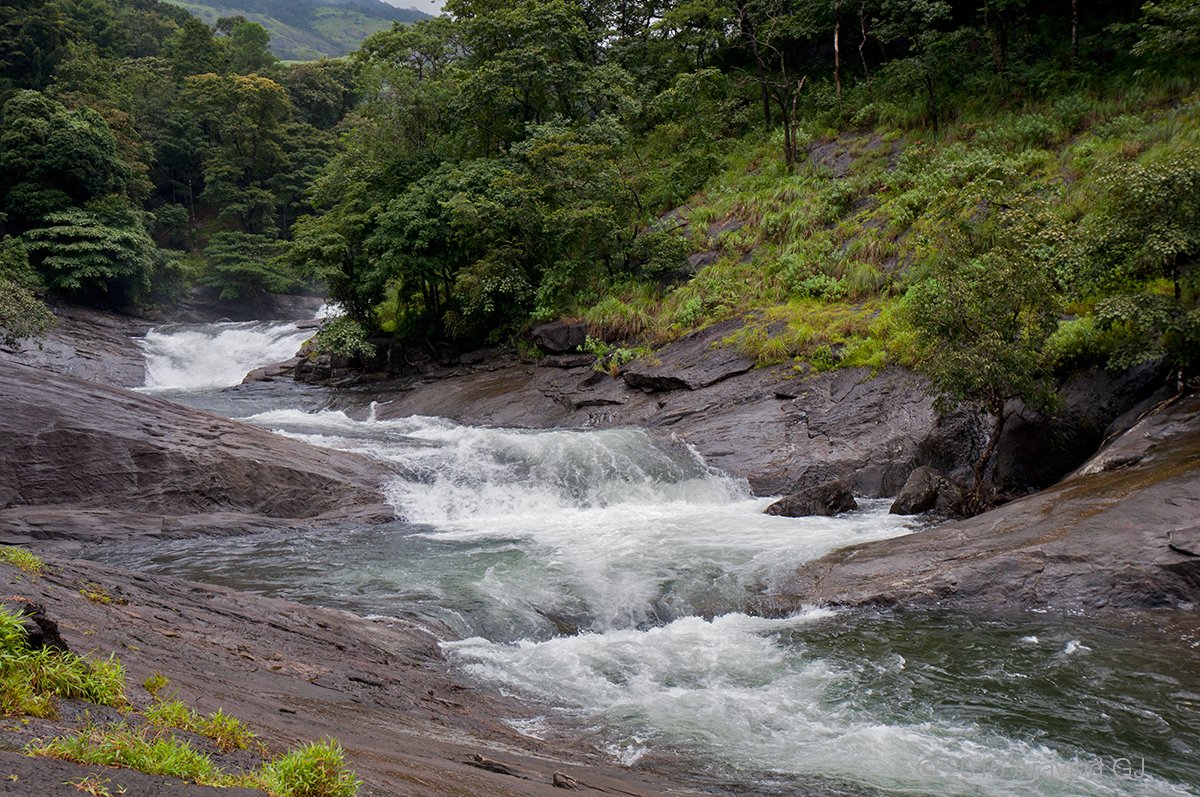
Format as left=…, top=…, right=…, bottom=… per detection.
left=0, top=556, right=717, bottom=796
left=0, top=360, right=395, bottom=552
left=776, top=394, right=1200, bottom=617
left=351, top=320, right=1167, bottom=502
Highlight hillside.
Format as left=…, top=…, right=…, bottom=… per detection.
left=164, top=0, right=429, bottom=59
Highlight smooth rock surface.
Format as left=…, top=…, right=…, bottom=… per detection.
left=0, top=360, right=394, bottom=534
left=778, top=395, right=1200, bottom=616
left=0, top=556, right=717, bottom=797
left=0, top=303, right=148, bottom=388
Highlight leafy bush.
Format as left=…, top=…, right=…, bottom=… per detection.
left=314, top=318, right=375, bottom=360
left=793, top=273, right=848, bottom=302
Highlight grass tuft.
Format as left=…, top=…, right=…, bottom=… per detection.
left=0, top=547, right=44, bottom=576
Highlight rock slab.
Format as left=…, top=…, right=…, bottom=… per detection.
left=780, top=395, right=1200, bottom=616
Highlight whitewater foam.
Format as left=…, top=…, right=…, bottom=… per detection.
left=139, top=321, right=312, bottom=391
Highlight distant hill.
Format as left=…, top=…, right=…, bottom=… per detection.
left=165, top=0, right=430, bottom=60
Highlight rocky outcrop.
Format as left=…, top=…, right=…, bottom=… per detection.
left=529, top=321, right=587, bottom=354
left=0, top=360, right=394, bottom=547
left=0, top=555, right=718, bottom=797
left=889, top=466, right=964, bottom=516
left=778, top=395, right=1200, bottom=615
left=622, top=321, right=755, bottom=392
left=0, top=303, right=148, bottom=388
left=765, top=479, right=858, bottom=517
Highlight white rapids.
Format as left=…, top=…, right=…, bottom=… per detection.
left=138, top=320, right=313, bottom=391
left=113, top=325, right=1200, bottom=797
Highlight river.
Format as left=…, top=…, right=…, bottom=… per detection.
left=100, top=318, right=1200, bottom=797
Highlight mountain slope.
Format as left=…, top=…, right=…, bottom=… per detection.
left=165, top=0, right=430, bottom=60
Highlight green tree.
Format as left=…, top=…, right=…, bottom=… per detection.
left=907, top=202, right=1061, bottom=508
left=182, top=72, right=293, bottom=233
left=0, top=90, right=129, bottom=232
left=218, top=17, right=277, bottom=75
left=24, top=199, right=158, bottom=301
left=202, top=231, right=291, bottom=299
left=163, top=16, right=222, bottom=79
left=0, top=236, right=54, bottom=347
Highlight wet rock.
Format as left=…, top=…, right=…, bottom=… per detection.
left=0, top=303, right=148, bottom=388
left=622, top=321, right=754, bottom=392
left=15, top=602, right=68, bottom=652
left=0, top=360, right=393, bottom=532
left=530, top=322, right=587, bottom=354
left=765, top=479, right=858, bottom=517
left=1167, top=526, right=1200, bottom=557
left=540, top=354, right=594, bottom=369
left=889, top=466, right=964, bottom=516
left=781, top=395, right=1200, bottom=615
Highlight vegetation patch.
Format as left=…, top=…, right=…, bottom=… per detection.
left=0, top=603, right=359, bottom=796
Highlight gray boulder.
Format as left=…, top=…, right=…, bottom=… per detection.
left=765, top=479, right=858, bottom=518
left=530, top=322, right=587, bottom=354
left=889, top=466, right=964, bottom=516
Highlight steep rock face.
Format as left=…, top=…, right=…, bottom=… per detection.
left=0, top=304, right=148, bottom=388
left=778, top=395, right=1200, bottom=615
left=0, top=360, right=394, bottom=542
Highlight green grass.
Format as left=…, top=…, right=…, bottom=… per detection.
left=33, top=724, right=224, bottom=784
left=257, top=740, right=361, bottom=797
left=0, top=607, right=127, bottom=717
left=32, top=728, right=359, bottom=797
left=0, top=605, right=358, bottom=795
left=0, top=547, right=44, bottom=576
left=576, top=86, right=1200, bottom=373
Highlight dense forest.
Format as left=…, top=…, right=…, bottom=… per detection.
left=1, top=0, right=1197, bottom=473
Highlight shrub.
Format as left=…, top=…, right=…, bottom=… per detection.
left=256, top=739, right=360, bottom=797
left=314, top=318, right=375, bottom=360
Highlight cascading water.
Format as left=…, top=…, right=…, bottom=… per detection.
left=98, top=402, right=1200, bottom=797
left=138, top=320, right=314, bottom=392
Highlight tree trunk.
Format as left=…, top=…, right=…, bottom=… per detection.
left=858, top=1, right=871, bottom=85
left=833, top=0, right=842, bottom=100
left=972, top=403, right=1007, bottom=509
left=1071, top=0, right=1079, bottom=63
left=924, top=70, right=939, bottom=132
left=740, top=10, right=773, bottom=127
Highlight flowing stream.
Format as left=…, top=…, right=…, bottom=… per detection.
left=105, top=319, right=1200, bottom=797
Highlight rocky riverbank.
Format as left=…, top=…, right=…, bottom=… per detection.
left=777, top=394, right=1200, bottom=618
left=1, top=302, right=1194, bottom=796
left=0, top=556, right=718, bottom=797
left=336, top=321, right=1168, bottom=503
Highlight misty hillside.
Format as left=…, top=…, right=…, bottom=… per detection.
left=165, top=0, right=429, bottom=59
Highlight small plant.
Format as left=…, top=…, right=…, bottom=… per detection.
left=256, top=739, right=360, bottom=797
left=198, top=708, right=256, bottom=752
left=144, top=698, right=196, bottom=731
left=793, top=273, right=848, bottom=302
left=79, top=583, right=122, bottom=605
left=69, top=775, right=120, bottom=796
left=142, top=673, right=168, bottom=698
left=0, top=547, right=44, bottom=576
left=31, top=724, right=222, bottom=785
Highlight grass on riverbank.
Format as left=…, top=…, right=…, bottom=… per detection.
left=0, top=550, right=360, bottom=797
left=577, top=84, right=1200, bottom=374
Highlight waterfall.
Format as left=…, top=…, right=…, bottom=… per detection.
left=138, top=321, right=313, bottom=392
